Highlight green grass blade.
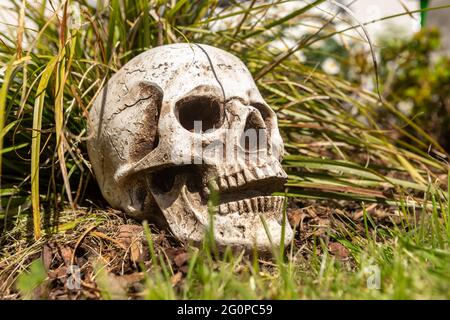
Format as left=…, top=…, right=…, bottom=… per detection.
left=31, top=56, right=57, bottom=240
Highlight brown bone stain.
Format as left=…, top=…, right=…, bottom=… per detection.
left=129, top=82, right=163, bottom=162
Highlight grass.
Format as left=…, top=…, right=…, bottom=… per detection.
left=3, top=188, right=448, bottom=299
left=0, top=0, right=449, bottom=299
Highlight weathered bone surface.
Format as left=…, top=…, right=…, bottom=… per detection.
left=87, top=43, right=293, bottom=251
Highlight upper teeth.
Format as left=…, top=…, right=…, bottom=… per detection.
left=208, top=162, right=287, bottom=192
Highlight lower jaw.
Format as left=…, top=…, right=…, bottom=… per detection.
left=198, top=195, right=292, bottom=251
left=211, top=201, right=293, bottom=251
left=216, top=195, right=285, bottom=216
left=151, top=177, right=293, bottom=252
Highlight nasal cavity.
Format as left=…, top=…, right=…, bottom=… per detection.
left=239, top=110, right=267, bottom=152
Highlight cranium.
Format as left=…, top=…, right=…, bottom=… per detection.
left=87, top=43, right=293, bottom=252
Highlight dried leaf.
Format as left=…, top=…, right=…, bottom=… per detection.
left=171, top=272, right=183, bottom=286
left=173, top=252, right=189, bottom=268
left=60, top=246, right=73, bottom=266
left=130, top=240, right=143, bottom=263
left=328, top=242, right=349, bottom=260
left=41, top=244, right=53, bottom=272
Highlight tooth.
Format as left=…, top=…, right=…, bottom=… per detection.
left=279, top=197, right=284, bottom=208
left=267, top=197, right=273, bottom=209
left=262, top=197, right=269, bottom=212
left=244, top=199, right=252, bottom=212
left=271, top=162, right=280, bottom=171
left=219, top=177, right=228, bottom=190
left=263, top=165, right=274, bottom=177
left=238, top=200, right=244, bottom=212
left=268, top=197, right=274, bottom=208
left=273, top=198, right=280, bottom=212
left=257, top=197, right=263, bottom=212
left=227, top=175, right=237, bottom=188
left=275, top=162, right=283, bottom=171
left=272, top=161, right=280, bottom=171
left=228, top=202, right=238, bottom=213
left=236, top=172, right=245, bottom=186
left=280, top=196, right=285, bottom=208
left=251, top=198, right=258, bottom=212
left=274, top=163, right=288, bottom=178
left=254, top=167, right=265, bottom=179
left=219, top=204, right=229, bottom=215
left=243, top=169, right=254, bottom=182
left=278, top=170, right=288, bottom=179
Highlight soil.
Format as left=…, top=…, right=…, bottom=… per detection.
left=0, top=199, right=405, bottom=300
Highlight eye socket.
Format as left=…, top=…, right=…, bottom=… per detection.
left=176, top=96, right=223, bottom=132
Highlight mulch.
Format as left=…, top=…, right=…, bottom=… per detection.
left=0, top=199, right=405, bottom=299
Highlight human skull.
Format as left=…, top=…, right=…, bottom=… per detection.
left=87, top=43, right=293, bottom=252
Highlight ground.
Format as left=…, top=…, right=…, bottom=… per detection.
left=2, top=195, right=447, bottom=300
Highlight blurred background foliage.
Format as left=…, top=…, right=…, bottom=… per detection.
left=378, top=28, right=450, bottom=151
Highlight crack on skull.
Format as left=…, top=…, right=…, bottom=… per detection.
left=125, top=68, right=145, bottom=75
left=107, top=94, right=153, bottom=121
left=107, top=132, right=126, bottom=161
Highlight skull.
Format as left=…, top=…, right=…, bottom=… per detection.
left=87, top=43, right=293, bottom=252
